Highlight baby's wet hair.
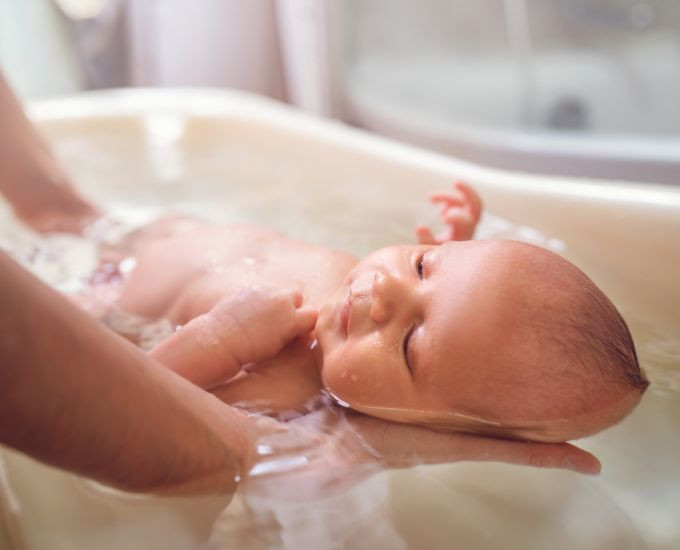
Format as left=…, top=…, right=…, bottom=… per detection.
left=513, top=244, right=649, bottom=440
left=554, top=268, right=648, bottom=392
left=383, top=241, right=648, bottom=443
left=464, top=242, right=647, bottom=441
left=536, top=251, right=648, bottom=397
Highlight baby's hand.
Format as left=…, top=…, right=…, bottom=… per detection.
left=150, top=287, right=317, bottom=389
left=210, top=287, right=318, bottom=366
left=416, top=181, right=482, bottom=244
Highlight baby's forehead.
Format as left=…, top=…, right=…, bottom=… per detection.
left=416, top=242, right=567, bottom=374
left=426, top=241, right=518, bottom=286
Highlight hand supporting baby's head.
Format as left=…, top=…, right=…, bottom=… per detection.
left=315, top=239, right=647, bottom=443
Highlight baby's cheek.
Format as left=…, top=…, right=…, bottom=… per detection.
left=321, top=352, right=364, bottom=405
left=322, top=346, right=398, bottom=409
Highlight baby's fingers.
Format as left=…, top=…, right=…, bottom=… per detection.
left=429, top=191, right=466, bottom=208
left=270, top=288, right=305, bottom=308
left=294, top=306, right=318, bottom=335
left=416, top=225, right=439, bottom=245
left=443, top=210, right=476, bottom=241
left=290, top=290, right=304, bottom=308
left=455, top=181, right=483, bottom=221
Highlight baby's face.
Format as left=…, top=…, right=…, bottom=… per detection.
left=316, top=240, right=541, bottom=432
left=317, top=239, right=642, bottom=441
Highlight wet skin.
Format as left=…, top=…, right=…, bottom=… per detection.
left=316, top=240, right=641, bottom=441
left=317, top=241, right=538, bottom=428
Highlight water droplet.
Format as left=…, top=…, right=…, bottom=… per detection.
left=350, top=374, right=358, bottom=382
left=257, top=444, right=273, bottom=456
left=326, top=390, right=351, bottom=408
left=118, top=257, right=137, bottom=274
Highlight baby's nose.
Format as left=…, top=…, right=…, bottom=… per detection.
left=369, top=271, right=401, bottom=324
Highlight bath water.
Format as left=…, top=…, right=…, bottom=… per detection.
left=0, top=100, right=678, bottom=549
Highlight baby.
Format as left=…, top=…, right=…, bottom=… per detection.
left=91, top=182, right=648, bottom=444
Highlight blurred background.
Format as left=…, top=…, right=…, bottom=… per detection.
left=1, top=0, right=679, bottom=182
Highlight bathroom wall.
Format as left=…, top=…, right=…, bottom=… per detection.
left=0, top=0, right=85, bottom=98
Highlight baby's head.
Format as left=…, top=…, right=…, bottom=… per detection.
left=315, top=240, right=647, bottom=443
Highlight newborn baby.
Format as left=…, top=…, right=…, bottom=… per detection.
left=91, top=182, right=647, bottom=444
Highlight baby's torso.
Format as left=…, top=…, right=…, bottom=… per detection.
left=113, top=217, right=357, bottom=323
left=91, top=217, right=356, bottom=413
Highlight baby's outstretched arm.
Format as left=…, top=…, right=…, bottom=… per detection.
left=416, top=181, right=482, bottom=244
left=150, top=287, right=317, bottom=389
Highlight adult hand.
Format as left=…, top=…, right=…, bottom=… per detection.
left=7, top=171, right=101, bottom=234
left=8, top=167, right=100, bottom=234
left=0, top=72, right=99, bottom=234
left=242, top=405, right=600, bottom=500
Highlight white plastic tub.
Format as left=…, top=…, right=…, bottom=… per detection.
left=1, top=89, right=679, bottom=549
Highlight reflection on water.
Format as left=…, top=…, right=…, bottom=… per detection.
left=206, top=471, right=406, bottom=550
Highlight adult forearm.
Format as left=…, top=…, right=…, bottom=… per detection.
left=0, top=72, right=97, bottom=232
left=0, top=251, right=256, bottom=494
left=0, top=73, right=60, bottom=204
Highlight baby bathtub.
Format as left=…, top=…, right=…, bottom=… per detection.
left=0, top=89, right=679, bottom=550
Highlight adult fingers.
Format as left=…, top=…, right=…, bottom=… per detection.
left=440, top=435, right=601, bottom=474
left=352, top=416, right=600, bottom=475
